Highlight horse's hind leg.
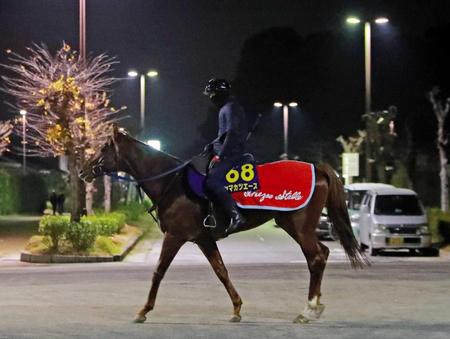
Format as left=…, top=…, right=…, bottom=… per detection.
left=297, top=236, right=330, bottom=324
left=276, top=185, right=330, bottom=323
left=197, top=237, right=243, bottom=322
left=134, top=232, right=185, bottom=323
left=280, top=220, right=329, bottom=323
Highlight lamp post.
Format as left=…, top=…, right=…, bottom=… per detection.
left=274, top=101, right=298, bottom=159
left=346, top=16, right=389, bottom=181
left=128, top=70, right=158, bottom=137
left=19, top=109, right=27, bottom=173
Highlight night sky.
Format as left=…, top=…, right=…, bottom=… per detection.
left=1, top=0, right=449, bottom=160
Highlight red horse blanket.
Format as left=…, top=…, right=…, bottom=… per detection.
left=231, top=160, right=315, bottom=211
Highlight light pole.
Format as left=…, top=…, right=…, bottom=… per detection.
left=346, top=16, right=389, bottom=180
left=274, top=101, right=298, bottom=159
left=19, top=109, right=27, bottom=173
left=128, top=70, right=158, bottom=137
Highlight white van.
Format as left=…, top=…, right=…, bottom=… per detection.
left=358, top=187, right=434, bottom=255
left=344, top=183, right=394, bottom=240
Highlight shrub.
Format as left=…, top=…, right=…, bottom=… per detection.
left=0, top=169, right=20, bottom=214
left=17, top=172, right=48, bottom=214
left=82, top=212, right=126, bottom=236
left=427, top=208, right=450, bottom=243
left=0, top=169, right=48, bottom=215
left=66, top=220, right=97, bottom=252
left=117, top=201, right=148, bottom=222
left=36, top=212, right=127, bottom=254
left=38, top=215, right=70, bottom=252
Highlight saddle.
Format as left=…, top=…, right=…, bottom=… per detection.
left=187, top=154, right=316, bottom=212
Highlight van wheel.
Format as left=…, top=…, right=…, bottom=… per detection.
left=420, top=248, right=440, bottom=257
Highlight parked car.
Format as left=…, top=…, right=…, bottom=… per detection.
left=316, top=209, right=337, bottom=240
left=358, top=186, right=437, bottom=256
left=344, top=183, right=394, bottom=242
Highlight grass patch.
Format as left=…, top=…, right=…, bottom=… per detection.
left=24, top=235, right=51, bottom=253
left=92, top=236, right=122, bottom=256
left=24, top=224, right=143, bottom=256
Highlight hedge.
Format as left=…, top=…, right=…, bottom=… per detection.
left=0, top=168, right=48, bottom=215
left=0, top=168, right=20, bottom=214
left=38, top=212, right=127, bottom=253
left=427, top=208, right=450, bottom=244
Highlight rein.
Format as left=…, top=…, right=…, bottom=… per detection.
left=106, top=160, right=190, bottom=183
left=107, top=155, right=191, bottom=224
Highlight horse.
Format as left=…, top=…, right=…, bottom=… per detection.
left=79, top=126, right=367, bottom=324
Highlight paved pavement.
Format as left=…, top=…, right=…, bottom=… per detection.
left=1, top=222, right=449, bottom=338
left=126, top=223, right=450, bottom=265
left=0, top=215, right=40, bottom=264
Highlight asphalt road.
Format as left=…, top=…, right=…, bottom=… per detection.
left=1, top=224, right=449, bottom=339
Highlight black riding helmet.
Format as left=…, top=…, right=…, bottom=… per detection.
left=203, top=78, right=231, bottom=96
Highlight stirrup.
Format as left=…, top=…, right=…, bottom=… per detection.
left=203, top=214, right=217, bottom=228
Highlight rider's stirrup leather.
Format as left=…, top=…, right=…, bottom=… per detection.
left=225, top=210, right=245, bottom=234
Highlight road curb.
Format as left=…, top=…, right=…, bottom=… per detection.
left=20, top=233, right=143, bottom=264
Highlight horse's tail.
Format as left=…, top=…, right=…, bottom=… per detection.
left=316, top=163, right=369, bottom=269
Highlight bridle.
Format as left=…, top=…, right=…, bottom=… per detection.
left=88, top=133, right=190, bottom=223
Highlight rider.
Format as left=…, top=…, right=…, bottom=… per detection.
left=203, top=78, right=248, bottom=234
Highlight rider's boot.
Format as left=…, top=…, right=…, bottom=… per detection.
left=225, top=206, right=246, bottom=234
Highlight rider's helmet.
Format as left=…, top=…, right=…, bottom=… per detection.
left=203, top=78, right=231, bottom=96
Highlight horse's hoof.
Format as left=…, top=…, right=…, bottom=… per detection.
left=293, top=314, right=310, bottom=324
left=296, top=299, right=325, bottom=324
left=229, top=315, right=241, bottom=323
left=133, top=314, right=147, bottom=324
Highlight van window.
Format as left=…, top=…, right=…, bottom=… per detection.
left=374, top=195, right=423, bottom=216
left=347, top=190, right=367, bottom=210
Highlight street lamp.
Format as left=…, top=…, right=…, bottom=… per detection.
left=127, top=69, right=158, bottom=137
left=146, top=139, right=161, bottom=151
left=19, top=109, right=27, bottom=173
left=346, top=15, right=389, bottom=180
left=273, top=101, right=298, bottom=159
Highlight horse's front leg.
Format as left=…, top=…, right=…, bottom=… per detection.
left=134, top=232, right=185, bottom=323
left=197, top=237, right=243, bottom=322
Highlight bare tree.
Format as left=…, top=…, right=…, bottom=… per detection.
left=0, top=120, right=12, bottom=155
left=362, top=106, right=397, bottom=183
left=336, top=130, right=366, bottom=153
left=1, top=43, right=123, bottom=220
left=427, top=87, right=450, bottom=212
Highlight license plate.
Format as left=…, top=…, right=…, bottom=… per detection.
left=389, top=237, right=404, bottom=246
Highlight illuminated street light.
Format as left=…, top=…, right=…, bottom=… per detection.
left=127, top=70, right=138, bottom=77
left=147, top=139, right=161, bottom=151
left=273, top=101, right=299, bottom=159
left=346, top=17, right=361, bottom=24
left=346, top=15, right=390, bottom=181
left=147, top=70, right=158, bottom=77
left=375, top=17, right=389, bottom=24
left=127, top=69, right=159, bottom=137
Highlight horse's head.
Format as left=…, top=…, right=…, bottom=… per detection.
left=79, top=125, right=124, bottom=182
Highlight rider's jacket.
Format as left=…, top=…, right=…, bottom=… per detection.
left=212, top=100, right=248, bottom=159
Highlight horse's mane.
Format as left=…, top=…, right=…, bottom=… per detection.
left=119, top=131, right=184, bottom=164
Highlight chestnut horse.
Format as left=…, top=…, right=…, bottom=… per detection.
left=79, top=127, right=366, bottom=324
